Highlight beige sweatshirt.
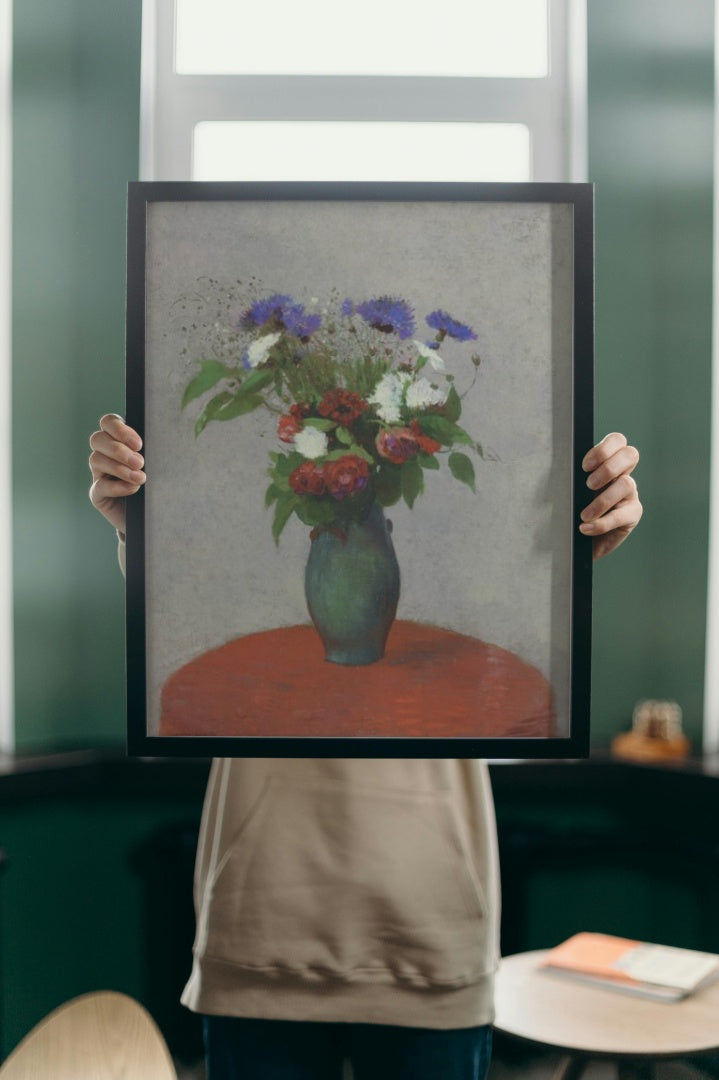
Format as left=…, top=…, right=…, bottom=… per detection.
left=119, top=538, right=501, bottom=1029
left=181, top=756, right=501, bottom=1029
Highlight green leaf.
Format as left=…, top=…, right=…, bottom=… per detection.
left=182, top=360, right=233, bottom=409
left=374, top=465, right=402, bottom=507
left=324, top=445, right=374, bottom=465
left=213, top=392, right=265, bottom=421
left=241, top=367, right=275, bottom=395
left=444, top=384, right=462, bottom=424
left=417, top=414, right=474, bottom=447
left=348, top=444, right=374, bottom=464
left=195, top=391, right=233, bottom=435
left=265, top=483, right=282, bottom=507
left=303, top=417, right=335, bottom=432
left=418, top=451, right=440, bottom=470
left=401, top=457, right=424, bottom=509
left=270, top=473, right=290, bottom=492
left=449, top=451, right=476, bottom=492
left=336, top=426, right=354, bottom=445
left=294, top=499, right=337, bottom=529
left=271, top=451, right=305, bottom=478
left=272, top=492, right=300, bottom=544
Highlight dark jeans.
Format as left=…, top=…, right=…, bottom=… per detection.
left=203, top=1015, right=493, bottom=1080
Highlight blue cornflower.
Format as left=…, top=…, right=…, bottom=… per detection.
left=341, top=299, right=355, bottom=317
left=244, top=293, right=294, bottom=328
left=355, top=297, right=415, bottom=340
left=282, top=308, right=322, bottom=340
left=242, top=293, right=320, bottom=341
left=426, top=309, right=478, bottom=342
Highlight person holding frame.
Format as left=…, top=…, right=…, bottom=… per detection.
left=89, top=416, right=641, bottom=1080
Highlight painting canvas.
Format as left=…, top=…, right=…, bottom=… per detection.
left=125, top=181, right=593, bottom=757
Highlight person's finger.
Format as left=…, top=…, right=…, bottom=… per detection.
left=579, top=495, right=643, bottom=538
left=580, top=474, right=638, bottom=523
left=89, top=445, right=145, bottom=485
left=96, top=414, right=143, bottom=452
left=585, top=444, right=640, bottom=492
left=581, top=432, right=628, bottom=472
left=89, top=475, right=144, bottom=509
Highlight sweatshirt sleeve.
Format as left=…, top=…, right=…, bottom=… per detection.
left=117, top=530, right=126, bottom=576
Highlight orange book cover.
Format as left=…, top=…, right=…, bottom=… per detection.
left=541, top=933, right=642, bottom=984
left=540, top=932, right=719, bottom=1001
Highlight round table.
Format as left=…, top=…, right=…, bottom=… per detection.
left=494, top=949, right=719, bottom=1079
left=159, top=619, right=555, bottom=739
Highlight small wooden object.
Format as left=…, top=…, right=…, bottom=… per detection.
left=611, top=699, right=690, bottom=762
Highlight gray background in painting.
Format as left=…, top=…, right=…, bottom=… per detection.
left=143, top=199, right=575, bottom=736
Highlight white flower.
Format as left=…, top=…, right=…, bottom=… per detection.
left=368, top=372, right=411, bottom=424
left=414, top=340, right=445, bottom=372
left=294, top=426, right=329, bottom=460
left=406, top=377, right=448, bottom=412
left=245, top=331, right=281, bottom=369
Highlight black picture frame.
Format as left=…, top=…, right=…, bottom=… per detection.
left=126, top=180, right=594, bottom=758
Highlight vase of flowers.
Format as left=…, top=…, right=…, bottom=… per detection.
left=181, top=289, right=484, bottom=665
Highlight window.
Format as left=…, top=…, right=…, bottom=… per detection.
left=704, top=7, right=719, bottom=754
left=141, top=0, right=587, bottom=183
left=0, top=0, right=12, bottom=751
left=174, top=0, right=549, bottom=78
left=192, top=121, right=532, bottom=183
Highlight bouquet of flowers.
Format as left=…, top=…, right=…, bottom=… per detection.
left=181, top=289, right=484, bottom=542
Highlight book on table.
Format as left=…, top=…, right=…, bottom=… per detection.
left=539, top=932, right=719, bottom=1002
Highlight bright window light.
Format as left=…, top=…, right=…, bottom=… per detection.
left=176, top=0, right=548, bottom=78
left=192, top=121, right=532, bottom=182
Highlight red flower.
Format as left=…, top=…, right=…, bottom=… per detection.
left=376, top=427, right=421, bottom=465
left=277, top=412, right=303, bottom=443
left=289, top=461, right=326, bottom=496
left=318, top=388, right=368, bottom=426
left=323, top=455, right=370, bottom=501
left=409, top=420, right=441, bottom=455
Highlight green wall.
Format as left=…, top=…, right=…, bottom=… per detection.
left=10, top=1, right=716, bottom=751
left=587, top=0, right=714, bottom=748
left=12, top=0, right=142, bottom=752
left=0, top=775, right=206, bottom=1059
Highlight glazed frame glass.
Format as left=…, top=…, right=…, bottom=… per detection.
left=126, top=181, right=594, bottom=757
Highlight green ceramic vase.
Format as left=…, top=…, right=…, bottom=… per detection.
left=305, top=503, right=400, bottom=665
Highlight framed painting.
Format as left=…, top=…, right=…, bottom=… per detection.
left=125, top=181, right=594, bottom=758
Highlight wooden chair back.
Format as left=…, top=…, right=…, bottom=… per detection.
left=0, top=991, right=178, bottom=1079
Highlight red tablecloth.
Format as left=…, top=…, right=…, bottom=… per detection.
left=159, top=620, right=555, bottom=739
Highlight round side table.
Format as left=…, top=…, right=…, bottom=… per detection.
left=494, top=949, right=719, bottom=1080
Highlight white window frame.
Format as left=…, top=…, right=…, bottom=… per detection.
left=0, top=0, right=13, bottom=752
left=703, top=4, right=719, bottom=755
left=141, top=0, right=587, bottom=184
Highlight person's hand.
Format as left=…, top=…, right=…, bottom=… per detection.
left=580, top=432, right=642, bottom=560
left=88, top=414, right=145, bottom=536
